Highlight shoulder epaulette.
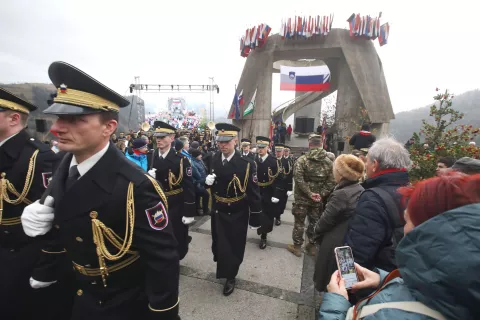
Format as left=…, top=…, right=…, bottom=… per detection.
left=27, top=137, right=52, bottom=153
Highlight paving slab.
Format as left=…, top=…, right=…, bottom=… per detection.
left=196, top=217, right=293, bottom=246
left=179, top=276, right=298, bottom=320
left=182, top=232, right=303, bottom=292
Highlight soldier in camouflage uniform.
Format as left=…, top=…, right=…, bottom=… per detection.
left=287, top=134, right=335, bottom=257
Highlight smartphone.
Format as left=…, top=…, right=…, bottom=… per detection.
left=334, top=246, right=358, bottom=289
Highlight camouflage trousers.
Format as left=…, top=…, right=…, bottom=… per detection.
left=291, top=203, right=323, bottom=246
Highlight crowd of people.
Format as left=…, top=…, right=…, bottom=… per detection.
left=1, top=61, right=479, bottom=320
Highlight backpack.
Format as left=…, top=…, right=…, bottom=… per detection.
left=361, top=187, right=404, bottom=271
left=368, top=187, right=404, bottom=247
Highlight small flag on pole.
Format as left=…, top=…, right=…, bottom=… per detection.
left=243, top=89, right=257, bottom=116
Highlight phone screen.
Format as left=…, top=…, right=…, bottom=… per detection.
left=335, top=246, right=358, bottom=289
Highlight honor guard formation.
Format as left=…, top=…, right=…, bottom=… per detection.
left=2, top=60, right=480, bottom=320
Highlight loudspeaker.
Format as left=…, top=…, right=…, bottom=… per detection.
left=35, top=119, right=47, bottom=133
left=305, top=118, right=314, bottom=133
left=337, top=141, right=345, bottom=152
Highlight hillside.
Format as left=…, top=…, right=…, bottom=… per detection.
left=390, top=89, right=480, bottom=144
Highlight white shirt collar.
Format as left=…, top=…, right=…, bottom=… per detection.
left=243, top=151, right=249, bottom=156
left=70, top=142, right=109, bottom=177
left=0, top=132, right=19, bottom=148
left=260, top=153, right=269, bottom=162
left=222, top=152, right=235, bottom=162
left=159, top=148, right=171, bottom=159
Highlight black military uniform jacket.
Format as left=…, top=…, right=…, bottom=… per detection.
left=0, top=129, right=56, bottom=249
left=207, top=151, right=262, bottom=226
left=282, top=156, right=294, bottom=192
left=151, top=148, right=195, bottom=217
left=241, top=151, right=255, bottom=161
left=255, top=154, right=283, bottom=200
left=40, top=143, right=180, bottom=319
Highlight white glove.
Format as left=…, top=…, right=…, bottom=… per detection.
left=148, top=168, right=157, bottom=179
left=182, top=216, right=195, bottom=225
left=21, top=196, right=55, bottom=237
left=205, top=174, right=216, bottom=186
left=249, top=225, right=261, bottom=230
left=271, top=197, right=280, bottom=203
left=30, top=277, right=57, bottom=289
left=287, top=191, right=293, bottom=197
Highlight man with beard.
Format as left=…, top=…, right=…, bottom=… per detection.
left=254, top=137, right=283, bottom=249
left=21, top=61, right=180, bottom=320
left=205, top=123, right=261, bottom=296
left=148, top=121, right=196, bottom=260
left=240, top=138, right=255, bottom=160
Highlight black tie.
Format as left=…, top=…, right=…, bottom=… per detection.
left=259, top=158, right=263, bottom=163
left=65, top=165, right=80, bottom=191
left=223, top=159, right=228, bottom=166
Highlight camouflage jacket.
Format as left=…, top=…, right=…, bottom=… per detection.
left=293, top=148, right=335, bottom=207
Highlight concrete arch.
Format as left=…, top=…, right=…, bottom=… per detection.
left=230, top=28, right=393, bottom=141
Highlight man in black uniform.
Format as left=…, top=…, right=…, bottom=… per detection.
left=205, top=123, right=262, bottom=296
left=240, top=138, right=255, bottom=160
left=148, top=121, right=196, bottom=260
left=254, top=136, right=283, bottom=249
left=0, top=88, right=64, bottom=320
left=272, top=144, right=293, bottom=226
left=21, top=61, right=180, bottom=320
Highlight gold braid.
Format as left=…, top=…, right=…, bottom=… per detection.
left=168, top=158, right=183, bottom=190
left=91, top=182, right=135, bottom=287
left=90, top=174, right=169, bottom=288
left=226, top=163, right=250, bottom=197
left=0, top=149, right=38, bottom=224
left=268, top=161, right=281, bottom=180
left=283, top=159, right=291, bottom=175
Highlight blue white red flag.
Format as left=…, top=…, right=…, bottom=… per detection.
left=280, top=65, right=331, bottom=92
left=238, top=89, right=244, bottom=106
left=233, top=90, right=241, bottom=120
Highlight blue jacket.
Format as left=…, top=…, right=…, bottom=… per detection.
left=125, top=152, right=148, bottom=171
left=320, top=204, right=480, bottom=320
left=345, top=171, right=410, bottom=271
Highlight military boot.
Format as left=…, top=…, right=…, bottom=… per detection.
left=287, top=244, right=302, bottom=257
left=304, top=243, right=316, bottom=256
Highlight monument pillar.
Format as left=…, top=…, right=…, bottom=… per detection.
left=334, top=57, right=363, bottom=153
left=233, top=51, right=274, bottom=141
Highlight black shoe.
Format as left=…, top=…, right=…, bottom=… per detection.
left=223, top=278, right=235, bottom=296
left=259, top=238, right=267, bottom=249
left=275, top=218, right=281, bottom=226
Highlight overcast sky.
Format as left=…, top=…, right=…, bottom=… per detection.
left=0, top=0, right=477, bottom=120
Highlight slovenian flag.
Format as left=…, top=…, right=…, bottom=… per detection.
left=280, top=65, right=331, bottom=92
left=238, top=89, right=244, bottom=105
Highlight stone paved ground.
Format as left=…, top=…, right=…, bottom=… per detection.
left=178, top=198, right=320, bottom=320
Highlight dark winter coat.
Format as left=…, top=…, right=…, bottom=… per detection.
left=348, top=131, right=376, bottom=150
left=345, top=170, right=410, bottom=271
left=313, top=180, right=364, bottom=291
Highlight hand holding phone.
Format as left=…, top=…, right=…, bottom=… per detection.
left=334, top=246, right=359, bottom=289
left=351, top=263, right=381, bottom=292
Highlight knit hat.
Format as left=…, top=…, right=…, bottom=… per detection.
left=334, top=154, right=365, bottom=182
left=191, top=141, right=200, bottom=149
left=190, top=148, right=202, bottom=158
left=132, top=138, right=148, bottom=150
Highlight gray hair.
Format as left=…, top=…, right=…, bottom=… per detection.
left=367, top=137, right=411, bottom=170
left=178, top=136, right=189, bottom=144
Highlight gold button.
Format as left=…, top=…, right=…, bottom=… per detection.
left=54, top=224, right=60, bottom=229
left=89, top=211, right=98, bottom=219
left=77, top=289, right=83, bottom=296
left=75, top=237, right=83, bottom=242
